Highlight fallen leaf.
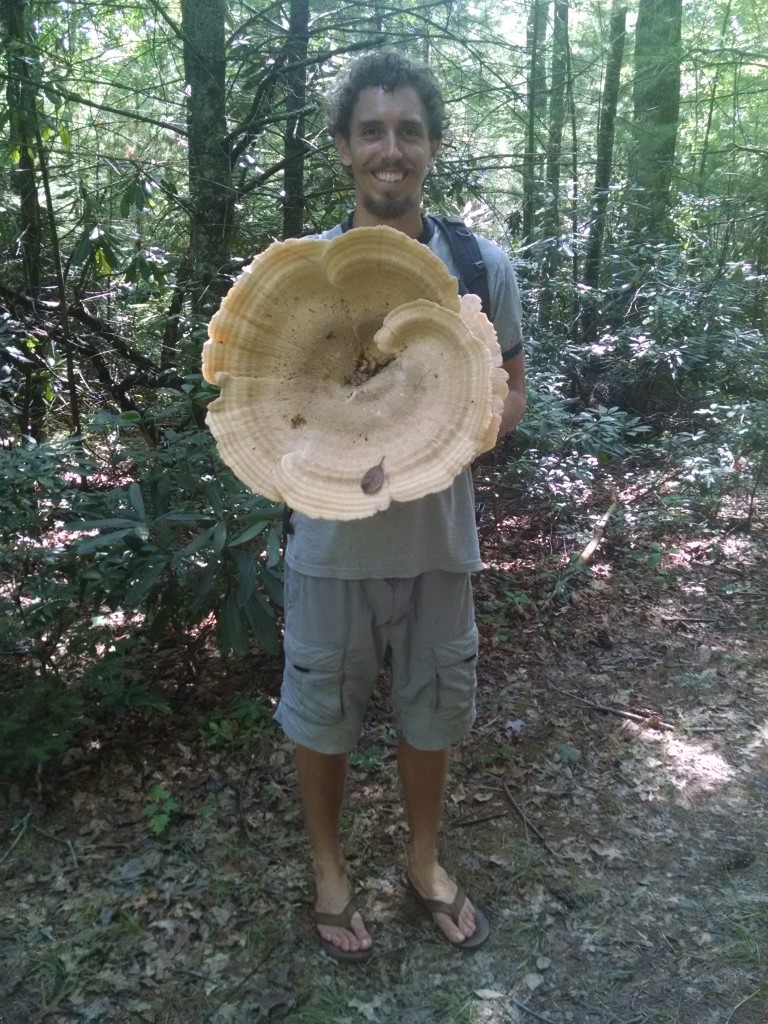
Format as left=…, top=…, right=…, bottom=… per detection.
left=474, top=989, right=506, bottom=1000
left=590, top=843, right=623, bottom=861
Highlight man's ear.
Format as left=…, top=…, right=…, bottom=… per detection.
left=428, top=139, right=441, bottom=168
left=335, top=133, right=352, bottom=167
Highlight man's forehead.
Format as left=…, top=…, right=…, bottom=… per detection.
left=350, top=86, right=429, bottom=127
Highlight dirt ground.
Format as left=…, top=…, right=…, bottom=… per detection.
left=1, top=478, right=767, bottom=1024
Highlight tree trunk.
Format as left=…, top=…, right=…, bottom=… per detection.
left=4, top=0, right=41, bottom=297
left=627, top=0, right=682, bottom=240
left=181, top=0, right=234, bottom=323
left=4, top=0, right=50, bottom=441
left=282, top=0, right=310, bottom=239
left=582, top=3, right=627, bottom=343
left=539, top=0, right=569, bottom=325
left=522, top=0, right=548, bottom=246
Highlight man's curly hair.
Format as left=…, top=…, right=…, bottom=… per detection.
left=326, top=52, right=446, bottom=141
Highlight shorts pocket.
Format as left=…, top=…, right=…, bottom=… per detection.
left=434, top=626, right=478, bottom=715
left=283, top=636, right=345, bottom=726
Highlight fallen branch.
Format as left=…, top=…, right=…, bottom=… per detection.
left=726, top=991, right=761, bottom=1024
left=574, top=493, right=619, bottom=566
left=32, top=826, right=79, bottom=870
left=502, top=782, right=563, bottom=861
left=511, top=997, right=557, bottom=1023
left=453, top=810, right=509, bottom=828
left=571, top=695, right=675, bottom=732
left=0, top=812, right=31, bottom=867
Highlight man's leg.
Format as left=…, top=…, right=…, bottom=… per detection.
left=397, top=738, right=478, bottom=943
left=295, top=744, right=372, bottom=954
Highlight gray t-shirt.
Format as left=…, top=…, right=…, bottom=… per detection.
left=285, top=217, right=523, bottom=580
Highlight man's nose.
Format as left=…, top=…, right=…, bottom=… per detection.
left=380, top=130, right=402, bottom=158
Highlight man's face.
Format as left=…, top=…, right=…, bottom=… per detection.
left=335, top=85, right=440, bottom=224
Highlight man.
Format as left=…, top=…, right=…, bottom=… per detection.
left=274, top=52, right=526, bottom=960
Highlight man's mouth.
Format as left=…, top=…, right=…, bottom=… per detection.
left=372, top=169, right=407, bottom=183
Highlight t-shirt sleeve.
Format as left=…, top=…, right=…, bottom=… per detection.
left=479, top=238, right=524, bottom=361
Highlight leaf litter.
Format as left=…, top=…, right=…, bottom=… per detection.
left=1, top=477, right=767, bottom=1024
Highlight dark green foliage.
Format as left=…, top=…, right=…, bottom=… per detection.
left=66, top=382, right=285, bottom=656
left=0, top=379, right=284, bottom=776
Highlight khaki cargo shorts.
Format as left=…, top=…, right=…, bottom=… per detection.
left=274, top=567, right=478, bottom=754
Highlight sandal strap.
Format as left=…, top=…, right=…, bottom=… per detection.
left=414, top=885, right=467, bottom=924
left=315, top=898, right=358, bottom=930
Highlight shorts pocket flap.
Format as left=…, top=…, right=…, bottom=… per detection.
left=434, top=627, right=478, bottom=667
left=284, top=636, right=344, bottom=674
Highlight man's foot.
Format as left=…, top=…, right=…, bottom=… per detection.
left=405, top=859, right=489, bottom=949
left=315, top=868, right=373, bottom=960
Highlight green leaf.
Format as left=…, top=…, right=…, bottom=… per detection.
left=212, top=521, right=227, bottom=554
left=220, top=592, right=249, bottom=656
left=71, top=231, right=93, bottom=265
left=64, top=518, right=138, bottom=531
left=174, top=526, right=215, bottom=561
left=124, top=559, right=168, bottom=605
left=150, top=473, right=171, bottom=518
left=242, top=594, right=280, bottom=653
left=157, top=513, right=210, bottom=524
left=229, top=521, right=268, bottom=546
left=257, top=564, right=284, bottom=606
left=128, top=482, right=145, bottom=519
left=74, top=528, right=134, bottom=554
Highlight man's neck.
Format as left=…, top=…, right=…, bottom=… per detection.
left=349, top=203, right=425, bottom=239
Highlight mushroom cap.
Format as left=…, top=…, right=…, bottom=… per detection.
left=202, top=225, right=508, bottom=520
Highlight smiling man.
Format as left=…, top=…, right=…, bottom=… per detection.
left=274, top=52, right=527, bottom=961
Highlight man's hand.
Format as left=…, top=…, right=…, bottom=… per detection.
left=497, top=351, right=527, bottom=439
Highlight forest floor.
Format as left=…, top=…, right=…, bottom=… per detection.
left=1, top=467, right=767, bottom=1024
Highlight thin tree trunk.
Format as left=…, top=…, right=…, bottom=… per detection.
left=522, top=0, right=548, bottom=246
left=540, top=0, right=569, bottom=325
left=697, top=0, right=732, bottom=190
left=181, top=0, right=234, bottom=324
left=36, top=127, right=81, bottom=439
left=5, top=0, right=49, bottom=441
left=282, top=0, right=310, bottom=239
left=582, top=3, right=627, bottom=344
left=4, top=0, right=41, bottom=296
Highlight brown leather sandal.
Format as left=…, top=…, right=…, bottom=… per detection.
left=405, top=874, right=490, bottom=950
left=315, top=898, right=373, bottom=962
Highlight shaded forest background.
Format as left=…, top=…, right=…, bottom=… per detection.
left=1, top=0, right=766, bottom=777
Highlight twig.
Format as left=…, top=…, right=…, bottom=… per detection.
left=0, top=812, right=31, bottom=867
left=511, top=997, right=557, bottom=1023
left=234, top=758, right=256, bottom=842
left=32, top=826, right=79, bottom=870
left=570, top=696, right=675, bottom=732
left=573, top=493, right=619, bottom=567
left=501, top=782, right=563, bottom=861
left=661, top=615, right=718, bottom=624
left=687, top=726, right=727, bottom=734
left=726, top=990, right=760, bottom=1024
left=201, top=950, right=273, bottom=1022
left=453, top=811, right=509, bottom=828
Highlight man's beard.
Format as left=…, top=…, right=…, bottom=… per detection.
left=361, top=189, right=420, bottom=221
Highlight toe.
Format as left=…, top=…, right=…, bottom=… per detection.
left=457, top=898, right=477, bottom=939
left=349, top=910, right=373, bottom=950
left=317, top=910, right=372, bottom=953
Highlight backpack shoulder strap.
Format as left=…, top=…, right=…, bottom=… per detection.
left=429, top=215, right=490, bottom=316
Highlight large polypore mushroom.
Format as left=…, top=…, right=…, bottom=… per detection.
left=202, top=225, right=508, bottom=520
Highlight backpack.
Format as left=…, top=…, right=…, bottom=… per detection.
left=428, top=215, right=490, bottom=317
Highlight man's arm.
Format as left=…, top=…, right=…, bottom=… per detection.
left=497, top=350, right=527, bottom=439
